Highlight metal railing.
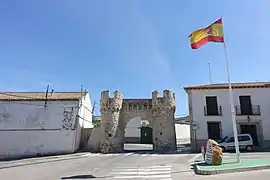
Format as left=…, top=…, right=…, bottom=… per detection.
left=235, top=105, right=261, bottom=116
left=204, top=106, right=222, bottom=116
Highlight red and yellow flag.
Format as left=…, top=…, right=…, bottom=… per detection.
left=189, top=18, right=224, bottom=49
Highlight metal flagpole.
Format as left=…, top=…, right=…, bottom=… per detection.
left=223, top=35, right=241, bottom=163
left=208, top=62, right=212, bottom=84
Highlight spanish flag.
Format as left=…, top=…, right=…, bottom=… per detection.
left=189, top=18, right=224, bottom=49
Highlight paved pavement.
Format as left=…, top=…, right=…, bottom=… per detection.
left=0, top=151, right=195, bottom=179
left=1, top=145, right=270, bottom=179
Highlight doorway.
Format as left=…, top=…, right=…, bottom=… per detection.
left=140, top=127, right=153, bottom=144
left=240, top=124, right=259, bottom=146
left=207, top=122, right=221, bottom=141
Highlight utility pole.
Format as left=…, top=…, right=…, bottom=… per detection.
left=80, top=85, right=84, bottom=107
left=92, top=100, right=96, bottom=116
left=92, top=100, right=98, bottom=126
left=44, top=85, right=49, bottom=107
left=208, top=62, right=212, bottom=84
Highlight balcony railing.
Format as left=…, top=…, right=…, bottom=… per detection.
left=235, top=105, right=261, bottom=116
left=204, top=106, right=222, bottom=116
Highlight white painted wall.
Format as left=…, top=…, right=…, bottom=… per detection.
left=175, top=124, right=190, bottom=140
left=75, top=93, right=93, bottom=150
left=125, top=117, right=141, bottom=137
left=0, top=97, right=92, bottom=159
left=190, top=88, right=270, bottom=141
left=78, top=93, right=93, bottom=128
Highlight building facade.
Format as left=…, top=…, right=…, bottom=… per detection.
left=0, top=91, right=93, bottom=159
left=184, top=82, right=270, bottom=152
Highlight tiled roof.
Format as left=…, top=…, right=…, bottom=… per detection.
left=184, top=82, right=270, bottom=91
left=0, top=92, right=87, bottom=101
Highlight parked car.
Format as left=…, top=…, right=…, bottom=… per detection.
left=219, top=134, right=253, bottom=152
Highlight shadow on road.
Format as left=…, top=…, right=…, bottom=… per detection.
left=61, top=174, right=112, bottom=179
left=62, top=175, right=97, bottom=179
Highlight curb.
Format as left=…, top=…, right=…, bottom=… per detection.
left=193, top=164, right=270, bottom=175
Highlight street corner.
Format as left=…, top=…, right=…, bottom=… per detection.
left=193, top=159, right=270, bottom=175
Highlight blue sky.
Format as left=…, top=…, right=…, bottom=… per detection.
left=1, top=1, right=269, bottom=116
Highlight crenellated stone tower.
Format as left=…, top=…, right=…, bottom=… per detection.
left=152, top=90, right=177, bottom=153
left=95, top=89, right=176, bottom=154
left=100, top=90, right=123, bottom=153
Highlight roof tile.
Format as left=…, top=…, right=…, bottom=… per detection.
left=0, top=92, right=87, bottom=101
left=184, top=82, right=270, bottom=91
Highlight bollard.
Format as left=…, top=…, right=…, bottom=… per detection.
left=201, top=145, right=206, bottom=161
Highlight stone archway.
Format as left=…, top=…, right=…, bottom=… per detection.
left=96, top=90, right=177, bottom=154
left=123, top=117, right=153, bottom=151
left=124, top=117, right=152, bottom=144
left=124, top=117, right=141, bottom=143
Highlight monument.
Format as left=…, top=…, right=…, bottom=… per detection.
left=205, top=139, right=223, bottom=165
left=88, top=90, right=177, bottom=154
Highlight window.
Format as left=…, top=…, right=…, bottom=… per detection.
left=220, top=136, right=228, bottom=143
left=205, top=96, right=219, bottom=115
left=226, top=137, right=235, bottom=143
left=238, top=135, right=250, bottom=141
left=239, top=96, right=252, bottom=115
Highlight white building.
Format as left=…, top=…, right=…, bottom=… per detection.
left=184, top=82, right=270, bottom=152
left=174, top=116, right=190, bottom=145
left=0, top=91, right=93, bottom=159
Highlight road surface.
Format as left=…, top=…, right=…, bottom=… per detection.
left=0, top=145, right=270, bottom=179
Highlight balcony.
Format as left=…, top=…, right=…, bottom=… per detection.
left=235, top=105, right=261, bottom=116
left=204, top=106, right=222, bottom=116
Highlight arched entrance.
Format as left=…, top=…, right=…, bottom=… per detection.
left=124, top=117, right=153, bottom=151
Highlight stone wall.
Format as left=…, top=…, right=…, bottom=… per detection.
left=152, top=90, right=177, bottom=153
left=87, top=127, right=101, bottom=152
left=79, top=128, right=93, bottom=150
left=99, top=91, right=123, bottom=153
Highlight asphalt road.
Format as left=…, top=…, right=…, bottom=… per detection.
left=0, top=145, right=270, bottom=180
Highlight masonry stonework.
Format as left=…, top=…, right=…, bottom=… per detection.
left=99, top=91, right=123, bottom=153
left=151, top=90, right=177, bottom=152
left=89, top=90, right=177, bottom=153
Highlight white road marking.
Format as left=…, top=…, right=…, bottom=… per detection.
left=110, top=165, right=172, bottom=179
left=112, top=168, right=172, bottom=171
left=114, top=165, right=172, bottom=169
left=188, top=153, right=202, bottom=163
left=110, top=171, right=171, bottom=175
left=81, top=152, right=190, bottom=158
left=112, top=174, right=171, bottom=179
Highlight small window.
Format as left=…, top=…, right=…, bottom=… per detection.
left=226, top=137, right=235, bottom=143
left=239, top=135, right=250, bottom=141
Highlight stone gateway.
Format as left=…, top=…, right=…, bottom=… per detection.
left=89, top=90, right=177, bottom=154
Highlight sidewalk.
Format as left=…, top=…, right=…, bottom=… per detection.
left=0, top=152, right=89, bottom=170
left=193, top=158, right=270, bottom=175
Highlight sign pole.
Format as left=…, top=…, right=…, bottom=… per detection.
left=208, top=62, right=212, bottom=84
left=223, top=37, right=241, bottom=163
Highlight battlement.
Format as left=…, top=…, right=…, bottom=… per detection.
left=122, top=99, right=152, bottom=111
left=152, top=90, right=176, bottom=108
left=100, top=90, right=123, bottom=111
left=152, top=90, right=175, bottom=99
